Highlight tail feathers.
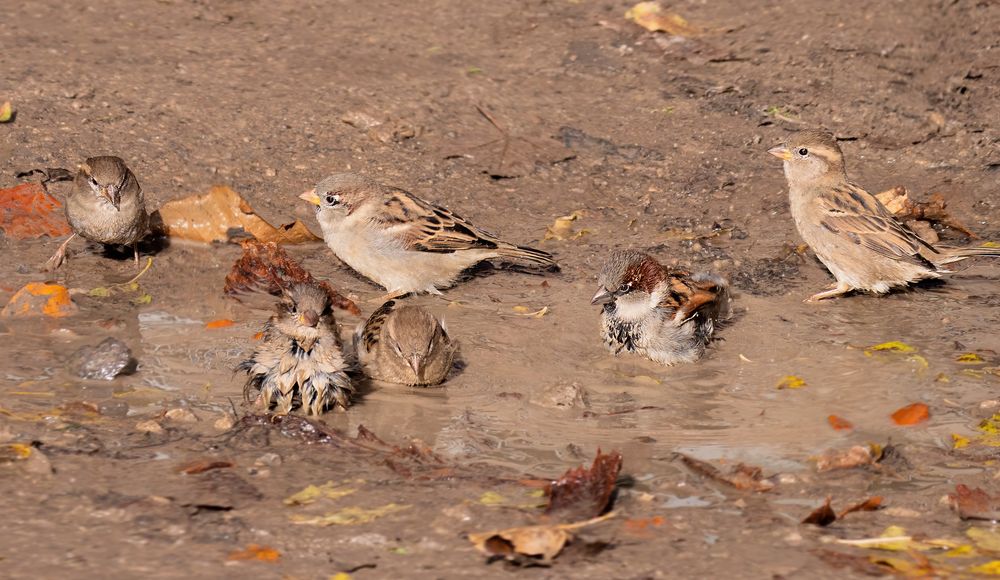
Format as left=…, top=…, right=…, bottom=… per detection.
left=496, top=244, right=559, bottom=270
left=935, top=245, right=1000, bottom=266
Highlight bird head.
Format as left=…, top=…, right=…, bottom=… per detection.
left=768, top=129, right=846, bottom=186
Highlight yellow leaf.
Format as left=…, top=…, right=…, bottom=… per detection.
left=131, top=293, right=153, bottom=305
left=543, top=210, right=588, bottom=241
left=330, top=574, right=353, bottom=580
left=838, top=526, right=926, bottom=551
left=478, top=491, right=506, bottom=505
left=0, top=101, right=12, bottom=123
left=943, top=544, right=977, bottom=558
left=957, top=353, right=986, bottom=364
left=953, top=434, right=971, bottom=449
left=982, top=241, right=1000, bottom=248
left=88, top=287, right=112, bottom=298
left=971, top=561, right=1000, bottom=574
left=284, top=482, right=357, bottom=506
left=512, top=306, right=549, bottom=318
left=227, top=544, right=280, bottom=562
left=290, top=503, right=410, bottom=526
left=866, top=341, right=916, bottom=355
left=776, top=375, right=806, bottom=389
left=968, top=527, right=1000, bottom=552
left=624, top=2, right=701, bottom=36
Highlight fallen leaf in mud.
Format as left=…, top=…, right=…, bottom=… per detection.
left=512, top=305, right=549, bottom=318
left=875, top=186, right=978, bottom=239
left=675, top=453, right=775, bottom=492
left=803, top=496, right=837, bottom=527
left=223, top=240, right=361, bottom=316
left=957, top=353, right=986, bottom=364
left=467, top=512, right=615, bottom=564
left=0, top=101, right=12, bottom=122
left=0, top=443, right=33, bottom=462
left=205, top=319, right=235, bottom=329
left=0, top=182, right=72, bottom=239
left=813, top=445, right=875, bottom=472
left=226, top=544, right=280, bottom=562
left=290, top=503, right=410, bottom=526
left=150, top=185, right=321, bottom=244
left=953, top=434, right=971, bottom=449
left=1, top=282, right=77, bottom=318
left=478, top=491, right=507, bottom=506
left=971, top=561, right=1000, bottom=575
left=284, top=482, right=357, bottom=506
left=865, top=341, right=916, bottom=355
left=543, top=211, right=589, bottom=241
left=178, top=460, right=234, bottom=475
left=625, top=2, right=700, bottom=36
left=839, top=497, right=884, bottom=519
left=827, top=415, right=854, bottom=431
left=976, top=414, right=1000, bottom=447
left=967, top=527, right=1000, bottom=552
left=621, top=516, right=666, bottom=536
left=545, top=449, right=622, bottom=520
left=836, top=525, right=922, bottom=551
left=949, top=485, right=1000, bottom=521
left=891, top=403, right=930, bottom=426
left=776, top=375, right=806, bottom=390
left=868, top=553, right=939, bottom=576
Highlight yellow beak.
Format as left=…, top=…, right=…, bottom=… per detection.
left=768, top=145, right=792, bottom=161
left=299, top=188, right=322, bottom=206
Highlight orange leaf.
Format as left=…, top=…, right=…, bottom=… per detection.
left=891, top=403, right=930, bottom=426
left=0, top=183, right=72, bottom=239
left=1, top=282, right=77, bottom=318
left=252, top=331, right=265, bottom=340
left=205, top=319, right=235, bottom=329
left=827, top=415, right=854, bottom=431
left=151, top=186, right=320, bottom=244
left=622, top=515, right=666, bottom=535
left=227, top=544, right=280, bottom=562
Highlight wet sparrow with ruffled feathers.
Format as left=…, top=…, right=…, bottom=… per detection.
left=354, top=300, right=458, bottom=386
left=769, top=129, right=1000, bottom=301
left=591, top=250, right=731, bottom=366
left=299, top=173, right=558, bottom=300
left=46, top=156, right=148, bottom=270
left=238, top=283, right=353, bottom=414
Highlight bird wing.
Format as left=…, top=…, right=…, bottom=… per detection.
left=657, top=270, right=725, bottom=323
left=359, top=300, right=397, bottom=352
left=814, top=182, right=941, bottom=268
left=373, top=188, right=505, bottom=253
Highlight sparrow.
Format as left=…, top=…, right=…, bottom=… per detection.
left=591, top=250, right=731, bottom=366
left=46, top=156, right=149, bottom=270
left=354, top=300, right=458, bottom=386
left=237, top=283, right=353, bottom=414
left=769, top=129, right=1000, bottom=301
left=299, top=173, right=558, bottom=299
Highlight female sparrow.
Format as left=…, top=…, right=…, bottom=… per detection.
left=46, top=156, right=149, bottom=270
left=354, top=300, right=458, bottom=386
left=238, top=283, right=353, bottom=414
left=769, top=129, right=1000, bottom=301
left=299, top=173, right=558, bottom=298
left=591, top=250, right=731, bottom=366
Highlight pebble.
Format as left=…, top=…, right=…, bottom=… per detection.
left=254, top=453, right=282, bottom=467
left=164, top=408, right=198, bottom=423
left=135, top=419, right=164, bottom=434
left=71, top=337, right=136, bottom=380
left=214, top=415, right=235, bottom=431
left=531, top=382, right=590, bottom=409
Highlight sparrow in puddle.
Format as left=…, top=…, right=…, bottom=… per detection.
left=354, top=300, right=458, bottom=386
left=769, top=129, right=1000, bottom=301
left=299, top=173, right=558, bottom=300
left=591, top=250, right=731, bottom=366
left=46, top=156, right=149, bottom=270
left=238, top=283, right=353, bottom=414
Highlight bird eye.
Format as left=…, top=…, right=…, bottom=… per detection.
left=797, top=147, right=809, bottom=157
left=325, top=194, right=340, bottom=206
left=619, top=281, right=634, bottom=294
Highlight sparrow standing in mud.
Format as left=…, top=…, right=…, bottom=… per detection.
left=769, top=129, right=1000, bottom=301
left=299, top=173, right=558, bottom=299
left=46, top=156, right=149, bottom=270
left=238, top=283, right=353, bottom=414
left=591, top=250, right=731, bottom=366
left=354, top=300, right=458, bottom=386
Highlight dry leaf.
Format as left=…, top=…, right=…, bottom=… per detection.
left=545, top=449, right=622, bottom=520
left=223, top=240, right=360, bottom=316
left=875, top=186, right=978, bottom=238
left=226, top=544, right=280, bottom=562
left=676, top=453, right=775, bottom=492
left=205, top=319, right=235, bottom=329
left=625, top=2, right=701, bottom=36
left=151, top=185, right=321, bottom=244
left=289, top=503, right=410, bottom=526
left=1, top=282, right=77, bottom=318
left=803, top=496, right=837, bottom=527
left=543, top=211, right=589, bottom=241
left=814, top=445, right=875, bottom=472
left=0, top=101, right=12, bottom=123
left=467, top=512, right=615, bottom=564
left=948, top=484, right=1000, bottom=521
left=828, top=415, right=854, bottom=431
left=284, top=482, right=357, bottom=506
left=891, top=403, right=930, bottom=426
left=512, top=305, right=549, bottom=318
left=957, top=353, right=986, bottom=364
left=0, top=183, right=72, bottom=239
left=178, top=460, right=233, bottom=475
left=866, top=341, right=916, bottom=354
left=839, top=496, right=883, bottom=519
left=776, top=375, right=806, bottom=389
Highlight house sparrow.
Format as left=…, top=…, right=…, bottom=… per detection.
left=591, top=250, right=730, bottom=366
left=237, top=283, right=353, bottom=414
left=299, top=173, right=558, bottom=299
left=46, top=156, right=149, bottom=270
left=769, top=129, right=1000, bottom=301
left=354, top=300, right=458, bottom=386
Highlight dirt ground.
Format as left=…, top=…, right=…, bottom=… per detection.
left=3, top=0, right=1000, bottom=577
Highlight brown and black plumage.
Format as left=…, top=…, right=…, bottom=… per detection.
left=354, top=300, right=458, bottom=386
left=238, top=283, right=353, bottom=414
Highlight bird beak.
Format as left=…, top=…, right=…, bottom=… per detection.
left=407, top=354, right=423, bottom=377
left=591, top=287, right=613, bottom=306
left=299, top=188, right=322, bottom=206
left=768, top=145, right=792, bottom=161
left=99, top=186, right=121, bottom=210
left=299, top=310, right=320, bottom=327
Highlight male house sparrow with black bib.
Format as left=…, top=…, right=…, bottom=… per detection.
left=238, top=283, right=353, bottom=414
left=769, top=129, right=1000, bottom=301
left=46, top=156, right=149, bottom=270
left=354, top=300, right=458, bottom=386
left=299, top=173, right=558, bottom=299
left=591, top=250, right=731, bottom=366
